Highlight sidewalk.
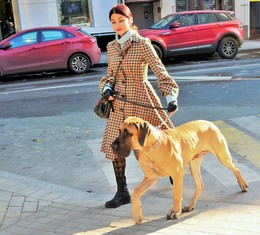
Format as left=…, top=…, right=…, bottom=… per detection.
left=0, top=41, right=260, bottom=234
left=0, top=112, right=260, bottom=234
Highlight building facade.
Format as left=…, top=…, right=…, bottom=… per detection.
left=0, top=0, right=259, bottom=41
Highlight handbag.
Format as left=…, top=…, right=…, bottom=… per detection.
left=93, top=97, right=113, bottom=119
left=94, top=48, right=129, bottom=119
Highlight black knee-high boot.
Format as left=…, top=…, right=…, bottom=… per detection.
left=105, top=157, right=130, bottom=208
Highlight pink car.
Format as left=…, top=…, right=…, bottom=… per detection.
left=139, top=10, right=244, bottom=60
left=0, top=26, right=101, bottom=77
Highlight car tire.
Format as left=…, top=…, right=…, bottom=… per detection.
left=152, top=44, right=163, bottom=60
left=217, top=37, right=238, bottom=59
left=68, top=53, right=90, bottom=74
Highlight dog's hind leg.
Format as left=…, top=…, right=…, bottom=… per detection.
left=211, top=133, right=248, bottom=192
left=182, top=155, right=204, bottom=213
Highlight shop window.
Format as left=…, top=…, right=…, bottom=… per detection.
left=59, top=0, right=91, bottom=27
left=203, top=0, right=215, bottom=10
left=176, top=0, right=190, bottom=12
left=224, top=0, right=234, bottom=11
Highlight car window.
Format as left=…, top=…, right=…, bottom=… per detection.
left=9, top=31, right=38, bottom=48
left=198, top=13, right=220, bottom=24
left=175, top=14, right=196, bottom=27
left=218, top=12, right=233, bottom=21
left=150, top=14, right=177, bottom=29
left=41, top=30, right=67, bottom=42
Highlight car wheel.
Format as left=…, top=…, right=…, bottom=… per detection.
left=217, top=37, right=238, bottom=59
left=68, top=53, right=90, bottom=74
left=152, top=44, right=163, bottom=60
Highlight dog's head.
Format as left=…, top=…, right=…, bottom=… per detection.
left=111, top=116, right=151, bottom=158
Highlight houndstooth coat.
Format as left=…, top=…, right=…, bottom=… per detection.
left=99, top=31, right=179, bottom=160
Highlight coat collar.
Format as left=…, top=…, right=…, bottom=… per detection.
left=110, top=30, right=140, bottom=53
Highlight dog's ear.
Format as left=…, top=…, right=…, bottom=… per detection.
left=138, top=122, right=150, bottom=146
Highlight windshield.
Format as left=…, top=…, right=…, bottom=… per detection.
left=150, top=14, right=177, bottom=29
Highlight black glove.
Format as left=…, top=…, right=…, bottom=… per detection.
left=167, top=101, right=178, bottom=113
left=102, top=88, right=114, bottom=100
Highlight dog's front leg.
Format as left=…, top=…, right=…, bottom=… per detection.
left=167, top=166, right=184, bottom=220
left=132, top=176, right=157, bottom=224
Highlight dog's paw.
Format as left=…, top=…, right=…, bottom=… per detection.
left=166, top=211, right=181, bottom=220
left=182, top=206, right=194, bottom=213
left=133, top=205, right=143, bottom=224
left=133, top=214, right=143, bottom=224
left=239, top=180, right=249, bottom=192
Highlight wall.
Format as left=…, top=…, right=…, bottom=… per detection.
left=234, top=0, right=250, bottom=39
left=81, top=0, right=116, bottom=34
left=161, top=0, right=176, bottom=17
left=18, top=0, right=59, bottom=30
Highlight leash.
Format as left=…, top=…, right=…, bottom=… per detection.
left=114, top=95, right=172, bottom=130
left=114, top=95, right=168, bottom=110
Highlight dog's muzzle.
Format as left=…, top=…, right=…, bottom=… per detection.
left=111, top=139, right=119, bottom=152
left=111, top=138, right=131, bottom=158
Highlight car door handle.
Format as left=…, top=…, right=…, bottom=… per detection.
left=61, top=41, right=71, bottom=44
left=216, top=23, right=222, bottom=27
left=158, top=32, right=171, bottom=36
left=29, top=47, right=37, bottom=51
left=190, top=27, right=197, bottom=31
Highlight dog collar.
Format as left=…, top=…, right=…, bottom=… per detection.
left=142, top=133, right=163, bottom=153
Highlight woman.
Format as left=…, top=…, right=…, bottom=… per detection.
left=99, top=4, right=179, bottom=208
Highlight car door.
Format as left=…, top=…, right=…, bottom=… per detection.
left=163, top=13, right=198, bottom=55
left=195, top=13, right=222, bottom=50
left=2, top=31, right=41, bottom=74
left=38, top=29, right=73, bottom=70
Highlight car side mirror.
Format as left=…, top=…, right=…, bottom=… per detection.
left=169, top=22, right=180, bottom=29
left=0, top=41, right=12, bottom=50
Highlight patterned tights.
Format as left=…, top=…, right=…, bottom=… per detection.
left=112, top=156, right=126, bottom=178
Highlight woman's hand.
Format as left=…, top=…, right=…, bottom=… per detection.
left=167, top=101, right=178, bottom=117
left=103, top=89, right=114, bottom=100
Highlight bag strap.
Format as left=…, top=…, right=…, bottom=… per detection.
left=111, top=46, right=131, bottom=88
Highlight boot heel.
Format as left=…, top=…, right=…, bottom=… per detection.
left=122, top=196, right=131, bottom=204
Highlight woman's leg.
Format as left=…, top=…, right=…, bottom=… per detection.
left=105, top=156, right=131, bottom=208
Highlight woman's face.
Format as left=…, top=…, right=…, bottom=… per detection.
left=110, top=13, right=132, bottom=37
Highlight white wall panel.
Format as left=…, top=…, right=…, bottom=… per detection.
left=18, top=0, right=59, bottom=30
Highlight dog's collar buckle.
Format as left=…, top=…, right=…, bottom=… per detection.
left=142, top=134, right=163, bottom=153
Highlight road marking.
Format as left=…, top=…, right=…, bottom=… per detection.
left=172, top=62, right=260, bottom=75
left=214, top=120, right=260, bottom=168
left=0, top=81, right=99, bottom=95
left=202, top=153, right=260, bottom=187
left=86, top=138, right=143, bottom=187
left=87, top=116, right=260, bottom=188
left=231, top=115, right=260, bottom=138
left=149, top=75, right=232, bottom=81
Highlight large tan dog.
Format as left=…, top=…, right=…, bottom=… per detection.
left=111, top=116, right=248, bottom=224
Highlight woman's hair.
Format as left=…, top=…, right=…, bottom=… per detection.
left=109, top=4, right=138, bottom=31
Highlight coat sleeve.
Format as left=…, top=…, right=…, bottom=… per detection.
left=99, top=44, right=114, bottom=94
left=141, top=38, right=179, bottom=98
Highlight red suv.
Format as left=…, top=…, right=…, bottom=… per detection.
left=139, top=10, right=244, bottom=59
